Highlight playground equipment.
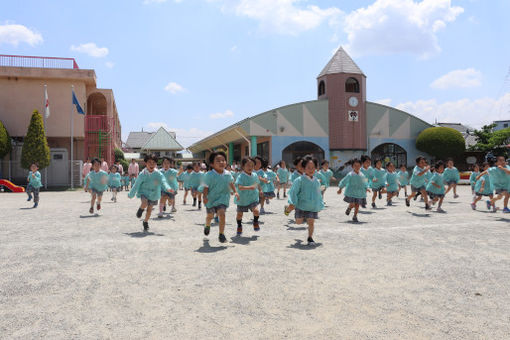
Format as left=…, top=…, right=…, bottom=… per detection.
left=0, top=179, right=25, bottom=192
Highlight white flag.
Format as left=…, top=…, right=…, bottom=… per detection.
left=44, top=85, right=50, bottom=119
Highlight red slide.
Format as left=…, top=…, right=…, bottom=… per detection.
left=0, top=179, right=25, bottom=192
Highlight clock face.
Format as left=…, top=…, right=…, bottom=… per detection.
left=349, top=96, right=358, bottom=107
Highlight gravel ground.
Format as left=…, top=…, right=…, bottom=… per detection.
left=1, top=185, right=510, bottom=339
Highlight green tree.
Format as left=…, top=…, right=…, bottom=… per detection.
left=416, top=127, right=465, bottom=160
left=469, top=124, right=510, bottom=157
left=114, top=147, right=125, bottom=162
left=0, top=120, right=12, bottom=159
left=21, top=110, right=50, bottom=169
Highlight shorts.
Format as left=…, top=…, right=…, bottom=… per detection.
left=427, top=191, right=444, bottom=199
left=446, top=180, right=457, bottom=185
left=411, top=185, right=426, bottom=193
left=263, top=191, right=276, bottom=198
left=343, top=196, right=367, bottom=205
left=110, top=186, right=120, bottom=192
left=236, top=201, right=259, bottom=213
left=141, top=195, right=158, bottom=206
left=90, top=188, right=104, bottom=196
left=191, top=187, right=200, bottom=195
left=371, top=186, right=385, bottom=193
left=295, top=208, right=319, bottom=220
left=161, top=191, right=176, bottom=199
left=206, top=204, right=228, bottom=214
left=495, top=188, right=508, bottom=195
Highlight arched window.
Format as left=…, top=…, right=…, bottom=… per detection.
left=345, top=77, right=360, bottom=93
left=318, top=80, right=325, bottom=97
left=371, top=143, right=407, bottom=168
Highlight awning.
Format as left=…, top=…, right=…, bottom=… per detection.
left=188, top=126, right=249, bottom=153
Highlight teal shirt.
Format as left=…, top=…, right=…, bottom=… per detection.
left=277, top=168, right=289, bottom=183
left=339, top=171, right=368, bottom=199
left=163, top=168, right=179, bottom=192
left=290, top=171, right=301, bottom=183
left=426, top=173, right=446, bottom=195
left=86, top=170, right=109, bottom=192
left=178, top=171, right=192, bottom=188
left=488, top=166, right=509, bottom=189
left=443, top=167, right=460, bottom=183
left=232, top=171, right=240, bottom=182
left=288, top=175, right=324, bottom=212
left=189, top=171, right=204, bottom=189
left=469, top=171, right=479, bottom=186
left=122, top=175, right=130, bottom=185
left=320, top=169, right=334, bottom=187
left=27, top=171, right=42, bottom=189
left=371, top=168, right=387, bottom=189
left=262, top=170, right=277, bottom=192
left=360, top=166, right=374, bottom=182
left=410, top=166, right=427, bottom=188
left=128, top=168, right=170, bottom=201
left=397, top=170, right=409, bottom=185
left=315, top=171, right=326, bottom=187
left=475, top=174, right=493, bottom=195
left=203, top=170, right=234, bottom=208
left=385, top=172, right=399, bottom=192
left=234, top=171, right=260, bottom=207
left=108, top=172, right=122, bottom=187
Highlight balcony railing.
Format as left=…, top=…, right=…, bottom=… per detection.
left=0, top=54, right=79, bottom=69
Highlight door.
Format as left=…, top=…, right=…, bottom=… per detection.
left=47, top=148, right=69, bottom=186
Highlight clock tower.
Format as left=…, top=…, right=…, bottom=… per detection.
left=317, top=47, right=367, bottom=150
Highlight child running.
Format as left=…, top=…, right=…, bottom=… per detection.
left=443, top=158, right=460, bottom=198
left=202, top=151, right=239, bottom=243
left=406, top=156, right=431, bottom=210
left=469, top=164, right=480, bottom=195
left=426, top=160, right=447, bottom=213
left=254, top=156, right=270, bottom=214
left=158, top=157, right=179, bottom=218
left=234, top=157, right=262, bottom=235
left=261, top=161, right=278, bottom=212
left=26, top=163, right=42, bottom=208
left=477, top=156, right=510, bottom=212
left=84, top=158, right=109, bottom=214
left=287, top=156, right=323, bottom=245
left=360, top=155, right=375, bottom=208
left=471, top=162, right=493, bottom=210
left=397, top=164, right=409, bottom=197
left=338, top=158, right=369, bottom=223
left=108, top=165, right=122, bottom=202
left=385, top=162, right=399, bottom=206
left=128, top=154, right=173, bottom=231
left=284, top=156, right=304, bottom=216
left=189, top=162, right=204, bottom=209
left=178, top=164, right=193, bottom=204
left=319, top=160, right=336, bottom=197
left=370, top=159, right=387, bottom=208
left=276, top=160, right=289, bottom=199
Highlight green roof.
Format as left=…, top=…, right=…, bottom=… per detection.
left=142, top=127, right=183, bottom=151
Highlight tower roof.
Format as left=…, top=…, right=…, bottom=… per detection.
left=318, top=47, right=365, bottom=78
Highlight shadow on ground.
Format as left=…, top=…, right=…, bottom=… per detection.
left=195, top=239, right=229, bottom=253
left=288, top=239, right=322, bottom=250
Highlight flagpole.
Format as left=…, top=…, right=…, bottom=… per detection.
left=44, top=85, right=48, bottom=189
left=70, top=85, right=74, bottom=189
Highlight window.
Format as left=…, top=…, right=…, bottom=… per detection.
left=504, top=123, right=508, bottom=128
left=371, top=143, right=407, bottom=168
left=345, top=77, right=360, bottom=93
left=318, top=80, right=325, bottom=96
left=257, top=142, right=269, bottom=160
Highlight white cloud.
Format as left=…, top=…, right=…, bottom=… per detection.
left=344, top=0, right=463, bottom=58
left=164, top=82, right=186, bottom=94
left=217, top=0, right=342, bottom=35
left=0, top=23, right=43, bottom=46
left=396, top=93, right=510, bottom=128
left=105, top=61, right=115, bottom=68
left=430, top=68, right=482, bottom=89
left=144, top=122, right=213, bottom=147
left=70, top=43, right=109, bottom=58
left=210, top=109, right=234, bottom=119
left=230, top=45, right=238, bottom=52
left=374, top=98, right=392, bottom=106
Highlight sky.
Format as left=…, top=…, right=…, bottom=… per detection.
left=2, top=0, right=510, bottom=147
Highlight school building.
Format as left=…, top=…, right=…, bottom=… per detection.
left=189, top=47, right=432, bottom=169
left=0, top=54, right=122, bottom=186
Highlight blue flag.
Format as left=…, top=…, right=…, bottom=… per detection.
left=72, top=90, right=85, bottom=115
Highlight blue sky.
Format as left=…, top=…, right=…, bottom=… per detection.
left=2, top=0, right=510, bottom=147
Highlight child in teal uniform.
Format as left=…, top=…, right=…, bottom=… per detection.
left=284, top=157, right=304, bottom=216
left=443, top=158, right=460, bottom=198
left=338, top=158, right=369, bottom=223
left=189, top=162, right=204, bottom=209
left=84, top=158, right=109, bottom=214
left=122, top=174, right=130, bottom=191
left=426, top=160, right=446, bottom=212
left=319, top=160, right=336, bottom=197
left=262, top=162, right=278, bottom=211
left=287, top=156, right=323, bottom=245
left=385, top=162, right=399, bottom=206
left=370, top=159, right=387, bottom=208
left=177, top=165, right=193, bottom=205
left=469, top=164, right=480, bottom=195
left=235, top=157, right=262, bottom=235
left=108, top=165, right=122, bottom=202
left=406, top=156, right=431, bottom=210
left=158, top=157, right=179, bottom=218
left=477, top=156, right=510, bottom=212
left=360, top=155, right=374, bottom=208
left=26, top=163, right=42, bottom=208
left=202, top=151, right=239, bottom=243
left=254, top=156, right=270, bottom=214
left=129, top=154, right=173, bottom=231
left=276, top=160, right=289, bottom=199
left=471, top=162, right=493, bottom=210
left=397, top=164, right=409, bottom=197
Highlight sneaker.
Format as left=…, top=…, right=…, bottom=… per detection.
left=425, top=204, right=431, bottom=210
left=371, top=202, right=376, bottom=208
left=214, top=216, right=219, bottom=223
left=436, top=208, right=445, bottom=213
left=260, top=207, right=266, bottom=214
left=157, top=212, right=164, bottom=218
left=378, top=191, right=382, bottom=199
left=486, top=200, right=491, bottom=211
left=471, top=203, right=476, bottom=210
left=503, top=207, right=510, bottom=213
left=277, top=193, right=280, bottom=199
left=361, top=203, right=366, bottom=208
left=163, top=205, right=166, bottom=212
left=283, top=193, right=287, bottom=198
left=352, top=216, right=358, bottom=223
left=97, top=203, right=101, bottom=211
left=171, top=207, right=177, bottom=213
left=492, top=205, right=498, bottom=213
left=237, top=226, right=243, bottom=235
left=113, top=197, right=117, bottom=203
left=284, top=205, right=290, bottom=216
left=219, top=233, right=227, bottom=243
left=143, top=221, right=149, bottom=231
left=111, top=197, right=114, bottom=201
left=198, top=202, right=202, bottom=210
left=183, top=200, right=186, bottom=205
left=89, top=207, right=94, bottom=214
left=386, top=201, right=392, bottom=206
left=204, top=225, right=210, bottom=236
left=27, top=195, right=32, bottom=201
left=136, top=208, right=144, bottom=218
left=192, top=202, right=196, bottom=207
left=33, top=202, right=38, bottom=208
left=405, top=199, right=410, bottom=207
left=307, top=237, right=315, bottom=245
left=265, top=198, right=269, bottom=204
left=454, top=194, right=459, bottom=199
left=253, top=223, right=260, bottom=231
left=345, top=207, right=351, bottom=216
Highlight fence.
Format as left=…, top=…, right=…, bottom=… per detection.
left=0, top=55, right=79, bottom=69
left=0, top=160, right=83, bottom=189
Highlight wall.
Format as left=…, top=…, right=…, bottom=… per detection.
left=271, top=136, right=330, bottom=166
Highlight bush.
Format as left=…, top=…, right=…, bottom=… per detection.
left=114, top=147, right=125, bottom=162
left=416, top=127, right=465, bottom=160
left=0, top=120, right=12, bottom=159
left=21, top=110, right=50, bottom=169
left=119, top=159, right=129, bottom=172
